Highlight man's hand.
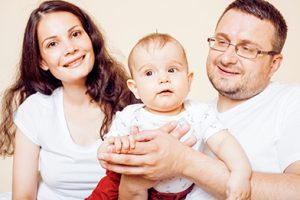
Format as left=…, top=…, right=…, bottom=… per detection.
left=98, top=122, right=195, bottom=180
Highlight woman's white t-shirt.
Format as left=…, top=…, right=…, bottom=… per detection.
left=14, top=87, right=105, bottom=200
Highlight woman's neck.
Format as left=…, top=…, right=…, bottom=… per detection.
left=62, top=84, right=92, bottom=107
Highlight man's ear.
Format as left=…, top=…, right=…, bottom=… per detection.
left=269, top=53, right=283, bottom=77
left=187, top=71, right=194, bottom=91
left=127, top=79, right=140, bottom=99
left=40, top=60, right=49, bottom=71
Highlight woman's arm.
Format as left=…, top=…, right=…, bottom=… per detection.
left=12, top=129, right=40, bottom=200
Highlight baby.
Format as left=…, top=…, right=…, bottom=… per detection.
left=87, top=33, right=251, bottom=200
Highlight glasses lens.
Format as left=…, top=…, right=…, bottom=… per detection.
left=209, top=38, right=227, bottom=52
left=207, top=37, right=271, bottom=59
left=236, top=46, right=257, bottom=59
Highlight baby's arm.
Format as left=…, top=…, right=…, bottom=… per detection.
left=99, top=129, right=150, bottom=200
left=207, top=129, right=252, bottom=200
left=107, top=134, right=136, bottom=154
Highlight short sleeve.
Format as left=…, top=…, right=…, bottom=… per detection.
left=277, top=87, right=300, bottom=170
left=106, top=104, right=144, bottom=137
left=106, top=111, right=132, bottom=137
left=14, top=95, right=40, bottom=145
left=192, top=104, right=225, bottom=142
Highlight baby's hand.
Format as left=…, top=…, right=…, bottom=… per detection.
left=226, top=171, right=251, bottom=200
left=108, top=135, right=136, bottom=154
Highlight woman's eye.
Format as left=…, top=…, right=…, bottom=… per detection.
left=47, top=41, right=57, bottom=48
left=72, top=30, right=81, bottom=38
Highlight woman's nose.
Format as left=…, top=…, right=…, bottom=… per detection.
left=64, top=41, right=78, bottom=56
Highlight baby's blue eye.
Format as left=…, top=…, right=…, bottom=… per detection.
left=145, top=71, right=153, bottom=76
left=168, top=68, right=176, bottom=73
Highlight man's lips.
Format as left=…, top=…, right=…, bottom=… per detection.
left=63, top=55, right=85, bottom=68
left=218, top=66, right=239, bottom=75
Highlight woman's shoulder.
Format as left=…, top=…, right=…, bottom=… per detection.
left=18, top=87, right=62, bottom=112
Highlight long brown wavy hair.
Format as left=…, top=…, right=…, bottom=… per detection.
left=0, top=0, right=138, bottom=156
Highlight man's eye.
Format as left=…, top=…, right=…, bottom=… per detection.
left=241, top=45, right=255, bottom=52
left=217, top=40, right=228, bottom=46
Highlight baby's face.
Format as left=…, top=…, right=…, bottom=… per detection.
left=128, top=41, right=193, bottom=115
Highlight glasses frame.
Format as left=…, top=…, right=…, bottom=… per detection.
left=207, top=37, right=279, bottom=59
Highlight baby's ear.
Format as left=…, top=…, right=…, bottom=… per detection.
left=127, top=79, right=140, bottom=99
left=187, top=71, right=194, bottom=90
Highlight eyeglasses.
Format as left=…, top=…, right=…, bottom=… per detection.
left=207, top=37, right=279, bottom=59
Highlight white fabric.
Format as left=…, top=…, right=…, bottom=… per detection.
left=107, top=100, right=225, bottom=193
left=0, top=192, right=11, bottom=200
left=14, top=87, right=105, bottom=200
left=187, top=82, right=300, bottom=199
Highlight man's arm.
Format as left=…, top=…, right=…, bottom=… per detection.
left=250, top=163, right=300, bottom=200
left=99, top=127, right=300, bottom=200
left=182, top=144, right=300, bottom=200
left=99, top=128, right=230, bottom=199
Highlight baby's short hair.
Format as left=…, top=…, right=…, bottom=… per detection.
left=128, top=33, right=188, bottom=76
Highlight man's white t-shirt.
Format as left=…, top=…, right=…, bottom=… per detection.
left=187, top=82, right=300, bottom=199
left=14, top=87, right=105, bottom=200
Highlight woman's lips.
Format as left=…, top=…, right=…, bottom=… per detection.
left=63, top=55, right=84, bottom=68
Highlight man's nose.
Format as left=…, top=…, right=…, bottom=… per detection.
left=220, top=45, right=238, bottom=65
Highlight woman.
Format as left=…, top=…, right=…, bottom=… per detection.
left=0, top=1, right=137, bottom=199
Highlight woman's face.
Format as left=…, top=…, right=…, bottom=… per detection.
left=37, top=11, right=95, bottom=86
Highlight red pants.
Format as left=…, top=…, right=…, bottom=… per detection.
left=86, top=170, right=194, bottom=200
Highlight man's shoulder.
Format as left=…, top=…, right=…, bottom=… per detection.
left=270, top=82, right=300, bottom=97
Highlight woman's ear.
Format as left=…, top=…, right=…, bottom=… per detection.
left=127, top=79, right=140, bottom=99
left=40, top=60, right=49, bottom=71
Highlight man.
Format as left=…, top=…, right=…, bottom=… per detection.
left=99, top=0, right=300, bottom=199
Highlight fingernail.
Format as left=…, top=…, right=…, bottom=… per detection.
left=99, top=153, right=105, bottom=160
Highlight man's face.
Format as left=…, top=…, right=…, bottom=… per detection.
left=206, top=9, right=281, bottom=100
